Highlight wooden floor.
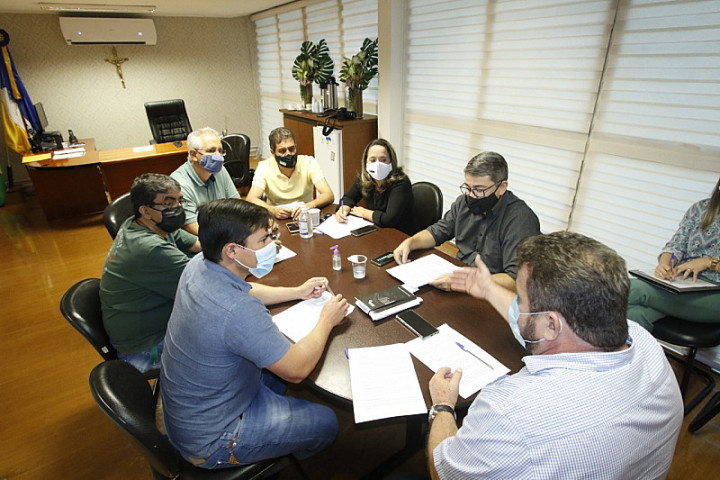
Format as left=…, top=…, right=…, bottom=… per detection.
left=1, top=185, right=720, bottom=480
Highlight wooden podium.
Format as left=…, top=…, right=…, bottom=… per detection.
left=281, top=109, right=378, bottom=193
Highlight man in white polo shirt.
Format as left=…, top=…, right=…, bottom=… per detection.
left=246, top=127, right=334, bottom=220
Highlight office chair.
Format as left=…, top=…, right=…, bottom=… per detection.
left=89, top=360, right=308, bottom=480
left=61, top=278, right=117, bottom=361
left=411, top=181, right=443, bottom=234
left=145, top=99, right=192, bottom=144
left=103, top=192, right=134, bottom=239
left=651, top=316, right=720, bottom=417
left=221, top=134, right=254, bottom=188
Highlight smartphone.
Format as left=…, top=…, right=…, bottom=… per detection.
left=396, top=310, right=439, bottom=339
left=286, top=222, right=300, bottom=234
left=371, top=251, right=395, bottom=267
left=351, top=225, right=378, bottom=237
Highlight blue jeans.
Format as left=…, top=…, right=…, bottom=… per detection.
left=117, top=339, right=164, bottom=373
left=200, top=372, right=338, bottom=469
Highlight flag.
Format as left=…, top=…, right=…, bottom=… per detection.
left=0, top=28, right=40, bottom=156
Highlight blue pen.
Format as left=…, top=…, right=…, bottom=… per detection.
left=344, top=347, right=349, bottom=359
left=456, top=341, right=493, bottom=369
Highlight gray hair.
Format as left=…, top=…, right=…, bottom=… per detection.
left=130, top=173, right=181, bottom=219
left=187, top=127, right=221, bottom=154
left=464, top=151, right=508, bottom=183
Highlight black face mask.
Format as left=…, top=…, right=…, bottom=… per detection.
left=155, top=205, right=186, bottom=233
left=275, top=153, right=298, bottom=168
left=465, top=193, right=500, bottom=216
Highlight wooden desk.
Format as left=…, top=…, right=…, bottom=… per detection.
left=265, top=216, right=526, bottom=405
left=23, top=140, right=187, bottom=220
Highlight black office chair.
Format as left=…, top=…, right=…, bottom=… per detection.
left=652, top=316, right=720, bottom=417
left=145, top=99, right=192, bottom=144
left=221, top=134, right=254, bottom=188
left=61, top=278, right=117, bottom=361
left=89, top=360, right=308, bottom=480
left=411, top=181, right=443, bottom=234
left=103, top=192, right=134, bottom=239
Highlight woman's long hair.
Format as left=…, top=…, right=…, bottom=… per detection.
left=701, top=176, right=720, bottom=231
left=360, top=138, right=407, bottom=197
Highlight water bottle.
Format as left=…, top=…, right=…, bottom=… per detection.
left=330, top=245, right=341, bottom=271
left=299, top=207, right=313, bottom=238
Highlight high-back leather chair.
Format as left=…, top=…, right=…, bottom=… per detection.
left=60, top=278, right=117, bottom=361
left=144, top=99, right=192, bottom=144
left=89, top=360, right=308, bottom=479
left=411, top=181, right=443, bottom=234
left=221, top=133, right=253, bottom=188
left=103, top=192, right=134, bottom=239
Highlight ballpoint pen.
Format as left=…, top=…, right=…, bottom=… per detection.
left=456, top=341, right=494, bottom=369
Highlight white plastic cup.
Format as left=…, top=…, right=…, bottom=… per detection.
left=348, top=255, right=367, bottom=279
left=308, top=208, right=320, bottom=227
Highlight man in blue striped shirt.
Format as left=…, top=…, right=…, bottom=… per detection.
left=432, top=231, right=683, bottom=480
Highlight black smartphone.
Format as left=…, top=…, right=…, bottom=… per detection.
left=351, top=225, right=378, bottom=237
left=371, top=251, right=395, bottom=267
left=396, top=310, right=439, bottom=339
left=286, top=222, right=300, bottom=234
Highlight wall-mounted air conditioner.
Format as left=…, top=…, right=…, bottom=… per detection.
left=59, top=17, right=157, bottom=45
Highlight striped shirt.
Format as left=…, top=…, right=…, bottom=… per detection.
left=434, top=322, right=683, bottom=480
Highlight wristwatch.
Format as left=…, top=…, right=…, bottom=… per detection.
left=711, top=256, right=719, bottom=272
left=428, top=404, right=456, bottom=423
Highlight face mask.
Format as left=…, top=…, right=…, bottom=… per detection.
left=275, top=153, right=298, bottom=168
left=507, top=296, right=555, bottom=348
left=200, top=154, right=224, bottom=174
left=366, top=161, right=393, bottom=181
left=465, top=192, right=500, bottom=216
left=234, top=241, right=277, bottom=278
left=154, top=205, right=185, bottom=233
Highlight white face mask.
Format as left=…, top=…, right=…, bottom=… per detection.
left=366, top=161, right=393, bottom=181
left=507, top=296, right=558, bottom=348
left=234, top=241, right=277, bottom=278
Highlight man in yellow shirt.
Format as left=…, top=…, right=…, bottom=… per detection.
left=246, top=127, right=334, bottom=219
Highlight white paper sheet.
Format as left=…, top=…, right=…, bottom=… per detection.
left=407, top=324, right=509, bottom=398
left=272, top=291, right=355, bottom=343
left=315, top=215, right=373, bottom=239
left=386, top=254, right=460, bottom=288
left=132, top=145, right=155, bottom=153
left=274, top=245, right=297, bottom=263
left=348, top=343, right=427, bottom=423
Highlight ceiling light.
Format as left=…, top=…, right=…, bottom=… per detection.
left=39, top=3, right=156, bottom=14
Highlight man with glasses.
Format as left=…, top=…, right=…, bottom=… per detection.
left=171, top=126, right=240, bottom=235
left=423, top=232, right=682, bottom=479
left=393, top=151, right=540, bottom=290
left=161, top=198, right=347, bottom=469
left=100, top=173, right=201, bottom=373
left=246, top=127, right=334, bottom=219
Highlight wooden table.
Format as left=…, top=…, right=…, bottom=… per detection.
left=23, top=140, right=187, bottom=220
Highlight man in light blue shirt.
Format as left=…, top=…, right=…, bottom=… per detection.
left=426, top=232, right=683, bottom=480
left=171, top=127, right=239, bottom=235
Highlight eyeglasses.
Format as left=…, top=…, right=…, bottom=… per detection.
left=151, top=197, right=187, bottom=209
left=459, top=181, right=504, bottom=198
left=197, top=147, right=226, bottom=157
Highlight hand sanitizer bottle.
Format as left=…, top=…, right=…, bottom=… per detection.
left=330, top=245, right=341, bottom=271
left=299, top=207, right=313, bottom=238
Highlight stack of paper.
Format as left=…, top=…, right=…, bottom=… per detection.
left=386, top=254, right=459, bottom=288
left=348, top=343, right=427, bottom=423
left=355, top=284, right=422, bottom=321
left=272, top=291, right=354, bottom=342
left=315, top=215, right=373, bottom=239
left=406, top=324, right=509, bottom=398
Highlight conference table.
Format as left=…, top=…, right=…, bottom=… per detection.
left=23, top=139, right=187, bottom=220
left=263, top=211, right=526, bottom=478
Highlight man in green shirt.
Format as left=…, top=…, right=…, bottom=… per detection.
left=100, top=173, right=201, bottom=373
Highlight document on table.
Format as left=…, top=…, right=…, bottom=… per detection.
left=407, top=324, right=509, bottom=399
left=132, top=145, right=155, bottom=153
left=386, top=254, right=460, bottom=288
left=315, top=215, right=373, bottom=239
left=53, top=147, right=86, bottom=159
left=274, top=245, right=296, bottom=263
left=272, top=291, right=355, bottom=343
left=348, top=343, right=427, bottom=423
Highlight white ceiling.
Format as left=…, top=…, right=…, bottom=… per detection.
left=0, top=0, right=294, bottom=18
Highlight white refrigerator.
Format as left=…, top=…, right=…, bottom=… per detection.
left=312, top=126, right=344, bottom=198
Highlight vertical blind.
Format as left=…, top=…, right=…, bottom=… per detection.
left=252, top=0, right=378, bottom=158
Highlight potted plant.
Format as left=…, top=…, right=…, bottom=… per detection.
left=292, top=39, right=334, bottom=107
left=339, top=37, right=378, bottom=118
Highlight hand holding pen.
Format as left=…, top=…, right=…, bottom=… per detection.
left=335, top=199, right=350, bottom=223
left=655, top=252, right=677, bottom=281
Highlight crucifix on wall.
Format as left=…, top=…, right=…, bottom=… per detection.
left=105, top=47, right=129, bottom=88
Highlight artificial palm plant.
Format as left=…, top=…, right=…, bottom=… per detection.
left=339, top=37, right=378, bottom=117
left=292, top=39, right=334, bottom=106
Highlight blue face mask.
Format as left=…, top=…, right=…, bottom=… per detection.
left=507, top=296, right=556, bottom=348
left=200, top=153, right=224, bottom=174
left=234, top=241, right=277, bottom=278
